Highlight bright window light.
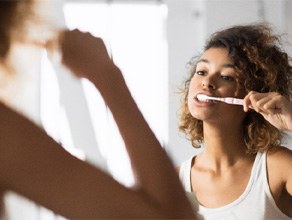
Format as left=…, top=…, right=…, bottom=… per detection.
left=42, top=2, right=168, bottom=186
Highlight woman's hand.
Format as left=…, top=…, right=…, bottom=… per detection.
left=243, top=91, right=292, bottom=131
left=55, top=29, right=122, bottom=88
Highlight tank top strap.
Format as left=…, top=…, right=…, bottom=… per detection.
left=248, top=151, right=264, bottom=188
left=179, top=156, right=194, bottom=192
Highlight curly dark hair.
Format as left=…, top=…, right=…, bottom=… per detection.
left=0, top=0, right=36, bottom=61
left=179, top=23, right=292, bottom=154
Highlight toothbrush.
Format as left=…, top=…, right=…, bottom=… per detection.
left=197, top=94, right=244, bottom=106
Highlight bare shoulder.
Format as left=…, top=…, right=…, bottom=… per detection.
left=267, top=147, right=292, bottom=216
left=267, top=146, right=292, bottom=181
left=267, top=146, right=292, bottom=163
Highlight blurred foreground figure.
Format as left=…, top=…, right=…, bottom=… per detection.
left=0, top=1, right=196, bottom=218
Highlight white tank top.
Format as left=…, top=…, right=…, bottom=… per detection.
left=179, top=151, right=292, bottom=220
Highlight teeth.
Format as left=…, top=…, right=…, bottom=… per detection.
left=200, top=99, right=214, bottom=103
left=196, top=97, right=216, bottom=103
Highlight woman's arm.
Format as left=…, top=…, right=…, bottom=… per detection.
left=59, top=29, right=194, bottom=218
left=0, top=103, right=163, bottom=218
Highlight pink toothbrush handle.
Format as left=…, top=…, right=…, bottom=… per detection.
left=224, top=97, right=244, bottom=105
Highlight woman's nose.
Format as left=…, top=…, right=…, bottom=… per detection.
left=202, top=76, right=216, bottom=90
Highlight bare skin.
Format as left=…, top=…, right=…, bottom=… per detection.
left=181, top=47, right=292, bottom=216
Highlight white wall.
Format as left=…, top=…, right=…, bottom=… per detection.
left=284, top=0, right=292, bottom=55
left=165, top=0, right=205, bottom=165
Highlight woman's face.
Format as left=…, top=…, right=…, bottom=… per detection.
left=187, top=47, right=246, bottom=124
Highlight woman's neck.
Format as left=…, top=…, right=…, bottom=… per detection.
left=199, top=121, right=250, bottom=171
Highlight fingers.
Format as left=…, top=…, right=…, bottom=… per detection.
left=54, top=28, right=119, bottom=85
left=244, top=91, right=292, bottom=131
left=243, top=91, right=259, bottom=112
left=243, top=91, right=284, bottom=114
left=58, top=29, right=107, bottom=76
left=61, top=29, right=109, bottom=61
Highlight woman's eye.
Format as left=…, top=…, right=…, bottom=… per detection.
left=221, top=75, right=234, bottom=81
left=196, top=70, right=206, bottom=76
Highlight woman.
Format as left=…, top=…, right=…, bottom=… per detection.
left=0, top=0, right=195, bottom=218
left=179, top=23, right=292, bottom=219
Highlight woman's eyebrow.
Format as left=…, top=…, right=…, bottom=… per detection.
left=222, top=63, right=235, bottom=69
left=197, top=59, right=235, bottom=69
left=197, top=59, right=209, bottom=64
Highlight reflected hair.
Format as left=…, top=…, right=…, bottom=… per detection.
left=0, top=0, right=37, bottom=61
